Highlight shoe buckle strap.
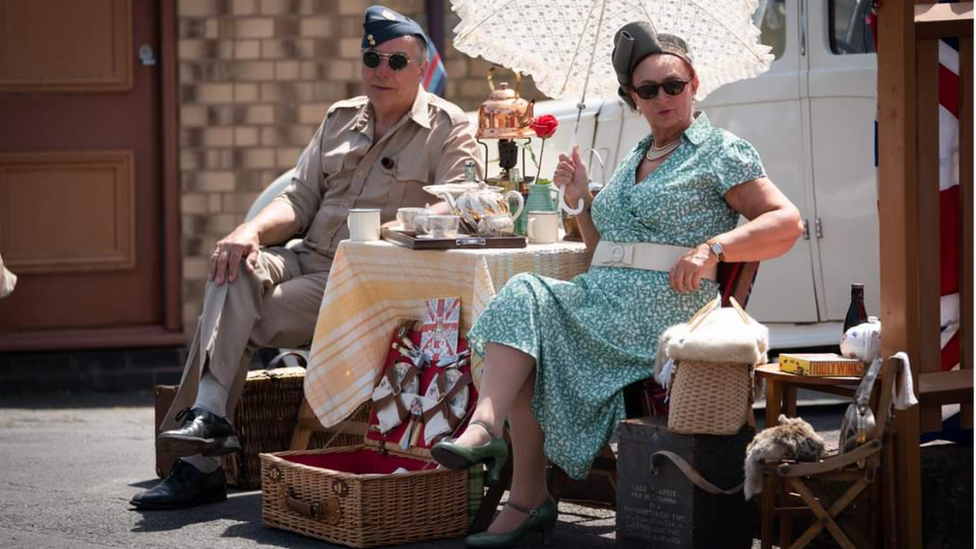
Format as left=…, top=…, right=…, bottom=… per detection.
left=505, top=501, right=539, bottom=516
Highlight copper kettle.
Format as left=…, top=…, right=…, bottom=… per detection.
left=476, top=67, right=536, bottom=140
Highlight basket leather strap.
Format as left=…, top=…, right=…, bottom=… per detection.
left=374, top=362, right=419, bottom=420
left=651, top=450, right=743, bottom=495
left=423, top=372, right=473, bottom=428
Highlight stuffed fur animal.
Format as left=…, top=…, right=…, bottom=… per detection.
left=743, top=414, right=826, bottom=500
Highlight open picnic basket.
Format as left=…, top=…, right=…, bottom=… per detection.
left=260, top=319, right=479, bottom=547
left=662, top=297, right=768, bottom=435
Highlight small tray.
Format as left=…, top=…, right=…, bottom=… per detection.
left=382, top=228, right=527, bottom=250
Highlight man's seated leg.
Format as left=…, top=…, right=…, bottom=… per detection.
left=131, top=248, right=302, bottom=510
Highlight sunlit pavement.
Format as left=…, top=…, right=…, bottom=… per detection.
left=0, top=393, right=842, bottom=549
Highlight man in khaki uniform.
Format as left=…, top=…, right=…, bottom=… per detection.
left=131, top=6, right=482, bottom=510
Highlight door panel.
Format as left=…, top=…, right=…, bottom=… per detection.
left=0, top=0, right=131, bottom=92
left=700, top=0, right=819, bottom=323
left=805, top=0, right=879, bottom=319
left=0, top=0, right=164, bottom=335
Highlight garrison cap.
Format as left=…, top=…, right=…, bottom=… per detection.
left=362, top=5, right=428, bottom=49
left=611, top=21, right=694, bottom=109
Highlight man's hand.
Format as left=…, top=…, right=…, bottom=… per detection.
left=669, top=244, right=717, bottom=293
left=552, top=145, right=592, bottom=211
left=209, top=223, right=260, bottom=285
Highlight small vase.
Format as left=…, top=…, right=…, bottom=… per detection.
left=516, top=184, right=555, bottom=236
left=526, top=184, right=556, bottom=212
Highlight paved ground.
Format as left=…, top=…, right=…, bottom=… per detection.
left=0, top=392, right=844, bottom=549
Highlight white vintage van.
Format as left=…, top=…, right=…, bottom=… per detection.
left=250, top=0, right=878, bottom=351
left=495, top=0, right=879, bottom=350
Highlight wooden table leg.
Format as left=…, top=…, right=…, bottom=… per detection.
left=783, top=385, right=798, bottom=418
left=761, top=379, right=782, bottom=549
left=290, top=398, right=319, bottom=450
left=765, top=379, right=783, bottom=428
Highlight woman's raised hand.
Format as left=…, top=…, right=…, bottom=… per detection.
left=553, top=145, right=592, bottom=210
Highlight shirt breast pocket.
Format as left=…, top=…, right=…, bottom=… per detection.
left=384, top=156, right=431, bottom=212
left=321, top=152, right=345, bottom=179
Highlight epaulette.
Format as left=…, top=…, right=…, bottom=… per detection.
left=327, top=96, right=369, bottom=116
left=426, top=93, right=470, bottom=126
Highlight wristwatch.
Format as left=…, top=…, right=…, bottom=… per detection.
left=707, top=239, right=725, bottom=262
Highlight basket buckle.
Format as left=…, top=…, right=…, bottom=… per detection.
left=269, top=465, right=283, bottom=482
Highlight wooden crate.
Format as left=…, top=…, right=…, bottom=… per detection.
left=616, top=416, right=754, bottom=549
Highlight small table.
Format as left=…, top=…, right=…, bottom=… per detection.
left=755, top=363, right=861, bottom=428
left=754, top=364, right=863, bottom=549
left=303, top=239, right=592, bottom=428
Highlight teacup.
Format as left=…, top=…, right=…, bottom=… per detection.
left=423, top=215, right=460, bottom=239
left=527, top=211, right=560, bottom=244
left=396, top=207, right=424, bottom=233
left=347, top=208, right=381, bottom=241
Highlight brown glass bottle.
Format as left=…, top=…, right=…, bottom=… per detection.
left=843, top=283, right=868, bottom=334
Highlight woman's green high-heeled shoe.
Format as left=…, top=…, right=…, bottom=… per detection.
left=430, top=420, right=508, bottom=485
left=464, top=497, right=558, bottom=548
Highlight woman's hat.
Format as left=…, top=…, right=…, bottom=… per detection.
left=612, top=21, right=694, bottom=109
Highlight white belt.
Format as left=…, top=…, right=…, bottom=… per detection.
left=591, top=241, right=717, bottom=281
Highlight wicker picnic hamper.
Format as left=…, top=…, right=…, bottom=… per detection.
left=260, top=444, right=469, bottom=547
left=220, top=366, right=370, bottom=489
left=260, top=320, right=478, bottom=547
left=661, top=298, right=767, bottom=435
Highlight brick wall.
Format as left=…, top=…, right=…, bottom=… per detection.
left=177, top=0, right=544, bottom=337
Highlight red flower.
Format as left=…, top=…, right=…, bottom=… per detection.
left=530, top=115, right=559, bottom=139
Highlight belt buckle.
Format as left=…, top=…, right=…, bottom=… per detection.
left=610, top=244, right=626, bottom=263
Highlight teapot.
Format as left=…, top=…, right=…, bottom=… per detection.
left=477, top=67, right=536, bottom=140
left=436, top=183, right=524, bottom=237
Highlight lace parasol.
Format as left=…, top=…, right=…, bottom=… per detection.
left=450, top=0, right=774, bottom=102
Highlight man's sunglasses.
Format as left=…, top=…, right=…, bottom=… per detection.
left=362, top=51, right=417, bottom=71
left=633, top=79, right=691, bottom=100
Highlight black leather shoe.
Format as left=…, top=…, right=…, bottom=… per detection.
left=130, top=459, right=227, bottom=510
left=156, top=407, right=240, bottom=458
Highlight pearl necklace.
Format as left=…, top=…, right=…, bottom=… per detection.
left=645, top=137, right=682, bottom=161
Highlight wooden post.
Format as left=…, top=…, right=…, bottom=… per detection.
left=960, top=36, right=974, bottom=429
left=914, top=37, right=943, bottom=433
left=877, top=1, right=924, bottom=548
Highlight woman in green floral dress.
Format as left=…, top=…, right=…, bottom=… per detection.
left=431, top=23, right=803, bottom=549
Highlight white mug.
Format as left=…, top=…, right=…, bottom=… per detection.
left=527, top=211, right=560, bottom=244
left=347, top=208, right=381, bottom=241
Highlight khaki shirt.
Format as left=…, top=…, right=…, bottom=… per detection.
left=276, top=89, right=483, bottom=273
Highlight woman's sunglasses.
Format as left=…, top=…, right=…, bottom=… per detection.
left=633, top=79, right=691, bottom=100
left=362, top=51, right=417, bottom=71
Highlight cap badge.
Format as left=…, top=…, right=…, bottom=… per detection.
left=382, top=9, right=396, bottom=20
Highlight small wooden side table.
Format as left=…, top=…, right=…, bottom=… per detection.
left=753, top=364, right=862, bottom=549
left=755, top=363, right=860, bottom=428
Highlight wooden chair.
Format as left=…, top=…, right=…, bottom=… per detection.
left=759, top=354, right=905, bottom=549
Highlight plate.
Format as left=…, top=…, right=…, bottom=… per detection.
left=422, top=183, right=504, bottom=201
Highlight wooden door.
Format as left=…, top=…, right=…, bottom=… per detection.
left=0, top=0, right=181, bottom=350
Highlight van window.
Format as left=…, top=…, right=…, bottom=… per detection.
left=829, top=0, right=876, bottom=54
left=754, top=0, right=786, bottom=60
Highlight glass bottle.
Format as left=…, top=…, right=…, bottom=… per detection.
left=843, top=283, right=869, bottom=334
left=463, top=159, right=478, bottom=184
left=511, top=167, right=528, bottom=236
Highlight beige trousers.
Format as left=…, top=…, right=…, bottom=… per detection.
left=160, top=246, right=330, bottom=432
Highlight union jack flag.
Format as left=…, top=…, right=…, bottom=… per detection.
left=419, top=297, right=460, bottom=362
